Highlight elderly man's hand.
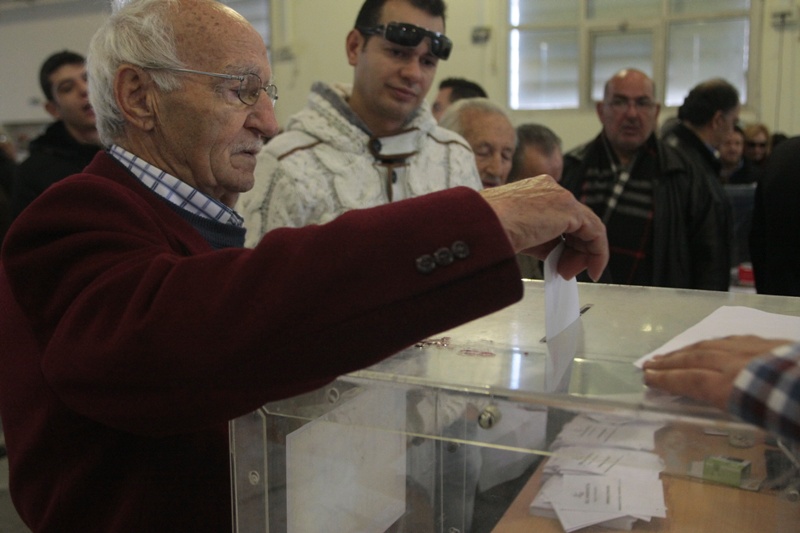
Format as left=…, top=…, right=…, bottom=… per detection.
left=480, top=175, right=608, bottom=281
left=643, top=335, right=793, bottom=409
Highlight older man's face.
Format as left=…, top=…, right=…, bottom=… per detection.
left=597, top=71, right=660, bottom=156
left=153, top=3, right=279, bottom=206
left=461, top=109, right=517, bottom=188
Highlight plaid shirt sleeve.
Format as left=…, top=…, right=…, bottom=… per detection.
left=729, top=343, right=800, bottom=444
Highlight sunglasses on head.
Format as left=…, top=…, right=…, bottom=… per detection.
left=357, top=22, right=453, bottom=60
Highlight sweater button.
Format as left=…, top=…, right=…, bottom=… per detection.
left=451, top=241, right=470, bottom=259
left=416, top=254, right=436, bottom=274
left=434, top=247, right=454, bottom=266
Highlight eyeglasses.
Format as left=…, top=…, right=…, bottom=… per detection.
left=746, top=141, right=767, bottom=148
left=356, top=22, right=453, bottom=60
left=606, top=96, right=657, bottom=113
left=156, top=67, right=278, bottom=107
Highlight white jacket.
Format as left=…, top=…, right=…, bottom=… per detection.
left=239, top=82, right=481, bottom=247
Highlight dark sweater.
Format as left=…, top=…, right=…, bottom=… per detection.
left=0, top=151, right=521, bottom=532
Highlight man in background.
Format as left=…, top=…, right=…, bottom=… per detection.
left=750, top=136, right=800, bottom=296
left=561, top=68, right=729, bottom=290
left=439, top=97, right=517, bottom=188
left=509, top=123, right=563, bottom=182
left=11, top=50, right=101, bottom=219
left=239, top=0, right=481, bottom=246
left=507, top=123, right=564, bottom=279
left=431, top=76, right=487, bottom=121
left=662, top=78, right=738, bottom=279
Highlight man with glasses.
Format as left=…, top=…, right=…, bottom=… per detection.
left=238, top=0, right=481, bottom=246
left=561, top=68, right=729, bottom=290
left=0, top=1, right=608, bottom=531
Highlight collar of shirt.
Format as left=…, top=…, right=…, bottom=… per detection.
left=107, top=144, right=244, bottom=227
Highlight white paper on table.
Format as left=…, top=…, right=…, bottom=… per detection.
left=547, top=474, right=666, bottom=532
left=556, top=474, right=666, bottom=516
left=635, top=306, right=800, bottom=368
left=545, top=446, right=665, bottom=477
left=543, top=241, right=580, bottom=340
left=552, top=414, right=660, bottom=451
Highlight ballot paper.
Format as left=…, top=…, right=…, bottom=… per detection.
left=543, top=242, right=582, bottom=392
left=543, top=241, right=580, bottom=340
left=544, top=446, right=664, bottom=478
left=635, top=306, right=800, bottom=367
left=531, top=413, right=667, bottom=531
left=550, top=414, right=662, bottom=451
left=531, top=474, right=666, bottom=532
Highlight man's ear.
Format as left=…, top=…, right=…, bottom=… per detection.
left=712, top=110, right=725, bottom=130
left=44, top=99, right=61, bottom=120
left=115, top=65, right=157, bottom=132
left=595, top=100, right=604, bottom=121
left=345, top=29, right=364, bottom=67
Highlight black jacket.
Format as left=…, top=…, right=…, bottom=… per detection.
left=11, top=120, right=100, bottom=220
left=663, top=123, right=734, bottom=272
left=750, top=136, right=800, bottom=296
left=562, top=133, right=730, bottom=290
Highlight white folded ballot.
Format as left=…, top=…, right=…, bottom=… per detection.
left=530, top=414, right=667, bottom=532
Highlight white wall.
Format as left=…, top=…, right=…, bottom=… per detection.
left=1, top=0, right=798, bottom=150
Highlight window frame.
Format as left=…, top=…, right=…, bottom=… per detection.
left=507, top=0, right=759, bottom=112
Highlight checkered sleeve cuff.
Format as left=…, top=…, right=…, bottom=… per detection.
left=729, top=343, right=800, bottom=444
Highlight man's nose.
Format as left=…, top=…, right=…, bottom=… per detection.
left=249, top=95, right=280, bottom=139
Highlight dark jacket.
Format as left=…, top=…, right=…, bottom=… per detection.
left=562, top=133, right=730, bottom=290
left=11, top=120, right=100, bottom=219
left=0, top=152, right=521, bottom=532
left=662, top=123, right=734, bottom=264
left=0, top=149, right=15, bottom=245
left=750, top=136, right=800, bottom=296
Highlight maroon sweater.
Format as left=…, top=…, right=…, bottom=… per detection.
left=0, top=152, right=522, bottom=532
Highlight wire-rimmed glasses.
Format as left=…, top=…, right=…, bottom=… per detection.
left=156, top=67, right=278, bottom=107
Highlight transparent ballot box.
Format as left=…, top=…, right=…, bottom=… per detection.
left=230, top=282, right=800, bottom=533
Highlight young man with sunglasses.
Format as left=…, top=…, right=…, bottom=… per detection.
left=239, top=0, right=481, bottom=246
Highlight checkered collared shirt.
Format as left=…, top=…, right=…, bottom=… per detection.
left=108, top=145, right=244, bottom=227
left=730, top=343, right=800, bottom=445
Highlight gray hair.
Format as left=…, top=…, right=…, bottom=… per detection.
left=438, top=97, right=513, bottom=140
left=510, top=123, right=562, bottom=180
left=516, top=123, right=561, bottom=156
left=88, top=0, right=185, bottom=146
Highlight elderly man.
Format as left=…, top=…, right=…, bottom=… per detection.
left=239, top=0, right=481, bottom=246
left=561, top=68, right=729, bottom=290
left=0, top=0, right=607, bottom=531
left=439, top=97, right=517, bottom=188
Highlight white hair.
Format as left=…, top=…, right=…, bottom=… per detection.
left=438, top=97, right=513, bottom=138
left=88, top=0, right=185, bottom=145
left=439, top=97, right=517, bottom=147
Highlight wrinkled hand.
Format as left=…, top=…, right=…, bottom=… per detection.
left=480, top=175, right=608, bottom=281
left=643, top=335, right=792, bottom=409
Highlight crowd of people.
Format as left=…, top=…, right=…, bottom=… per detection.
left=0, top=0, right=798, bottom=531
